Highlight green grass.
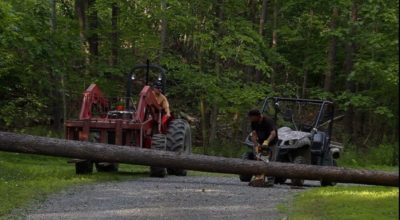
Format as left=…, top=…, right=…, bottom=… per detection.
left=0, top=152, right=148, bottom=218
left=281, top=185, right=399, bottom=220
left=340, top=165, right=399, bottom=172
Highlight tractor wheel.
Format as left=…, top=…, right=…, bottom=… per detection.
left=291, top=155, right=306, bottom=186
left=75, top=160, right=93, bottom=174
left=95, top=163, right=119, bottom=172
left=166, top=119, right=192, bottom=176
left=320, top=160, right=338, bottom=186
left=239, top=152, right=254, bottom=182
left=150, top=134, right=167, bottom=178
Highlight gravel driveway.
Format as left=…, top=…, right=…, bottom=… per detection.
left=23, top=176, right=318, bottom=220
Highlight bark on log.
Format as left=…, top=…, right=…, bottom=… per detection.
left=0, top=132, right=397, bottom=187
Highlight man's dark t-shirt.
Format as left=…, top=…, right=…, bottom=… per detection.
left=251, top=116, right=278, bottom=146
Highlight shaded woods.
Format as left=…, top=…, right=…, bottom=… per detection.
left=0, top=0, right=398, bottom=162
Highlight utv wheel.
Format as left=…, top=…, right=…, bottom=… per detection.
left=239, top=152, right=254, bottom=182
left=150, top=134, right=167, bottom=178
left=76, top=160, right=93, bottom=174
left=95, top=163, right=119, bottom=172
left=167, top=169, right=187, bottom=176
left=166, top=119, right=192, bottom=176
left=291, top=156, right=306, bottom=186
left=274, top=177, right=287, bottom=184
left=320, top=160, right=338, bottom=186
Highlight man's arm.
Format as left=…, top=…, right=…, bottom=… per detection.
left=262, top=118, right=277, bottom=147
left=161, top=95, right=171, bottom=117
left=250, top=131, right=260, bottom=147
left=264, top=130, right=276, bottom=146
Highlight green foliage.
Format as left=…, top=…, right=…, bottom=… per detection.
left=0, top=0, right=398, bottom=151
left=339, top=143, right=399, bottom=167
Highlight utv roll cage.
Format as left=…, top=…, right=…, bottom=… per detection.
left=260, top=97, right=335, bottom=139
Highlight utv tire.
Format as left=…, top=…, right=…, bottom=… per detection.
left=166, top=119, right=192, bottom=176
left=150, top=134, right=167, bottom=178
left=291, top=156, right=306, bottom=186
left=239, top=152, right=254, bottom=182
left=167, top=169, right=187, bottom=176
left=274, top=177, right=287, bottom=184
left=320, top=160, right=338, bottom=186
left=95, top=163, right=119, bottom=172
left=76, top=160, right=93, bottom=174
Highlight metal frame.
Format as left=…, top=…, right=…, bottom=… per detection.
left=66, top=62, right=169, bottom=150
left=125, top=61, right=167, bottom=109
left=261, top=97, right=335, bottom=139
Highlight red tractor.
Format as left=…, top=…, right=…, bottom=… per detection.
left=65, top=63, right=192, bottom=177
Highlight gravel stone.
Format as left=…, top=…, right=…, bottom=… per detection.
left=23, top=176, right=321, bottom=220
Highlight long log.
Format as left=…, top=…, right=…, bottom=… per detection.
left=0, top=131, right=397, bottom=187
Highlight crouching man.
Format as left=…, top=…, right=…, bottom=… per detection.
left=247, top=109, right=278, bottom=187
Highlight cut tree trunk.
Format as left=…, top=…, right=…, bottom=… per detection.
left=0, top=132, right=397, bottom=187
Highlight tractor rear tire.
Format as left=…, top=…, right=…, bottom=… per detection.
left=150, top=134, right=167, bottom=178
left=291, top=155, right=306, bottom=186
left=239, top=152, right=254, bottom=182
left=166, top=119, right=192, bottom=176
left=76, top=160, right=93, bottom=174
left=95, top=163, right=119, bottom=172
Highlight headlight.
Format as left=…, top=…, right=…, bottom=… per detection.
left=284, top=139, right=297, bottom=145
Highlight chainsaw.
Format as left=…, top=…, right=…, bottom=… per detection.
left=248, top=142, right=273, bottom=187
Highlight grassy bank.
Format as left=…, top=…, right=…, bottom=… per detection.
left=0, top=152, right=148, bottom=218
left=282, top=185, right=399, bottom=220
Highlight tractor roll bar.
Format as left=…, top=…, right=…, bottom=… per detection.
left=125, top=62, right=167, bottom=110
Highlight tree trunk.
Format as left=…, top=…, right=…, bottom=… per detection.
left=323, top=7, right=338, bottom=92
left=301, top=9, right=313, bottom=99
left=301, top=70, right=307, bottom=98
left=258, top=0, right=268, bottom=36
left=110, top=2, right=119, bottom=67
left=270, top=0, right=278, bottom=89
left=87, top=0, right=99, bottom=75
left=200, top=97, right=208, bottom=153
left=208, top=0, right=223, bottom=145
left=247, top=0, right=257, bottom=24
left=74, top=0, right=89, bottom=75
left=344, top=1, right=358, bottom=141
left=75, top=0, right=87, bottom=44
left=254, top=0, right=268, bottom=83
left=0, top=132, right=397, bottom=186
left=159, top=0, right=167, bottom=59
left=208, top=105, right=218, bottom=145
left=49, top=0, right=64, bottom=131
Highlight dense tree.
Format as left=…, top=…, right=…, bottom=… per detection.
left=0, top=0, right=397, bottom=154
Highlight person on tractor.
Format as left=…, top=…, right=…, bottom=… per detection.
left=247, top=109, right=278, bottom=187
left=152, top=80, right=171, bottom=118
